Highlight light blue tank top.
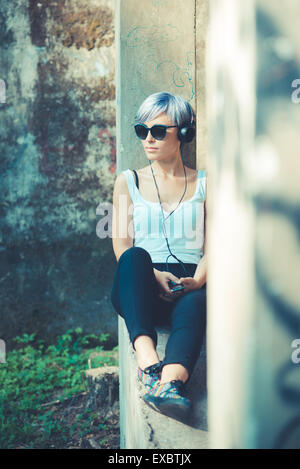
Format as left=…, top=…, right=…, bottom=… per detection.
left=123, top=169, right=206, bottom=265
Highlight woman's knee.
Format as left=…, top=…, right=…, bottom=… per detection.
left=173, top=289, right=207, bottom=320
left=116, top=246, right=156, bottom=293
left=183, top=289, right=206, bottom=306
left=119, top=246, right=151, bottom=264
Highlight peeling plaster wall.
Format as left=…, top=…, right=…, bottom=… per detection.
left=0, top=0, right=117, bottom=347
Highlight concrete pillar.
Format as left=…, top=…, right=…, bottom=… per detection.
left=207, top=0, right=300, bottom=449
left=115, top=0, right=197, bottom=173
left=115, top=0, right=209, bottom=448
left=195, top=0, right=209, bottom=169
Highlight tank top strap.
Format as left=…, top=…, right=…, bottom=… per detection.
left=123, top=169, right=140, bottom=203
left=197, top=169, right=206, bottom=179
left=132, top=169, right=139, bottom=189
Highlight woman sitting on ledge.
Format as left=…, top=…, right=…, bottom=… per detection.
left=110, top=91, right=207, bottom=424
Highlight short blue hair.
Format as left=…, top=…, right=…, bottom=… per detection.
left=135, top=92, right=195, bottom=127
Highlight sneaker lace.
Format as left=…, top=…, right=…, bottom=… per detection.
left=169, top=380, right=183, bottom=389
left=146, top=361, right=162, bottom=375
left=167, top=380, right=186, bottom=396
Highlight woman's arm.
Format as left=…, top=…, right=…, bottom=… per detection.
left=193, top=195, right=207, bottom=288
left=178, top=181, right=208, bottom=291
left=193, top=252, right=207, bottom=288
left=112, top=173, right=134, bottom=262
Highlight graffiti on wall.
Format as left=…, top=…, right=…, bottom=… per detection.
left=251, top=7, right=300, bottom=449
left=124, top=23, right=195, bottom=101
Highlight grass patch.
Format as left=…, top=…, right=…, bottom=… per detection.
left=0, top=328, right=118, bottom=449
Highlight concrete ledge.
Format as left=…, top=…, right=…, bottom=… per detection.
left=118, top=317, right=209, bottom=449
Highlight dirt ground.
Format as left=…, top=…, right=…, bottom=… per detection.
left=15, top=391, right=120, bottom=449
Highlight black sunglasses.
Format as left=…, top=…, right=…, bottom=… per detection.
left=134, top=123, right=177, bottom=140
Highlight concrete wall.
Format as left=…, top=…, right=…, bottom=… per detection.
left=115, top=0, right=198, bottom=173
left=195, top=0, right=208, bottom=169
left=0, top=0, right=118, bottom=348
left=207, top=0, right=300, bottom=449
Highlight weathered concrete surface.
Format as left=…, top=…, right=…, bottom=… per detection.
left=207, top=0, right=300, bottom=449
left=196, top=0, right=209, bottom=169
left=115, top=0, right=209, bottom=449
left=115, top=0, right=197, bottom=173
left=118, top=317, right=209, bottom=449
left=0, top=0, right=117, bottom=347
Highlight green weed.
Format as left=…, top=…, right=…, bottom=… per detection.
left=0, top=329, right=118, bottom=448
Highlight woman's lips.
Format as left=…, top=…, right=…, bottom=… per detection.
left=146, top=147, right=158, bottom=150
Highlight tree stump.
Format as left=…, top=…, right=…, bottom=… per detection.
left=85, top=366, right=119, bottom=413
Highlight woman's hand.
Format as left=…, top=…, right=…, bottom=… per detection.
left=153, top=269, right=184, bottom=302
left=177, top=277, right=202, bottom=293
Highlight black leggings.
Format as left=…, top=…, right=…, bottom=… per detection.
left=110, top=247, right=207, bottom=379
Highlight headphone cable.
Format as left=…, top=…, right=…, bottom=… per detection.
left=149, top=155, right=189, bottom=277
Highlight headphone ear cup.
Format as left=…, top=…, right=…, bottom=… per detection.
left=178, top=126, right=195, bottom=143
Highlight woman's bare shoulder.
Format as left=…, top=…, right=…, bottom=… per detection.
left=184, top=166, right=198, bottom=180
left=113, top=172, right=129, bottom=193
left=113, top=172, right=133, bottom=207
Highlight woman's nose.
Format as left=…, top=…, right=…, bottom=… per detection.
left=146, top=131, right=155, bottom=142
